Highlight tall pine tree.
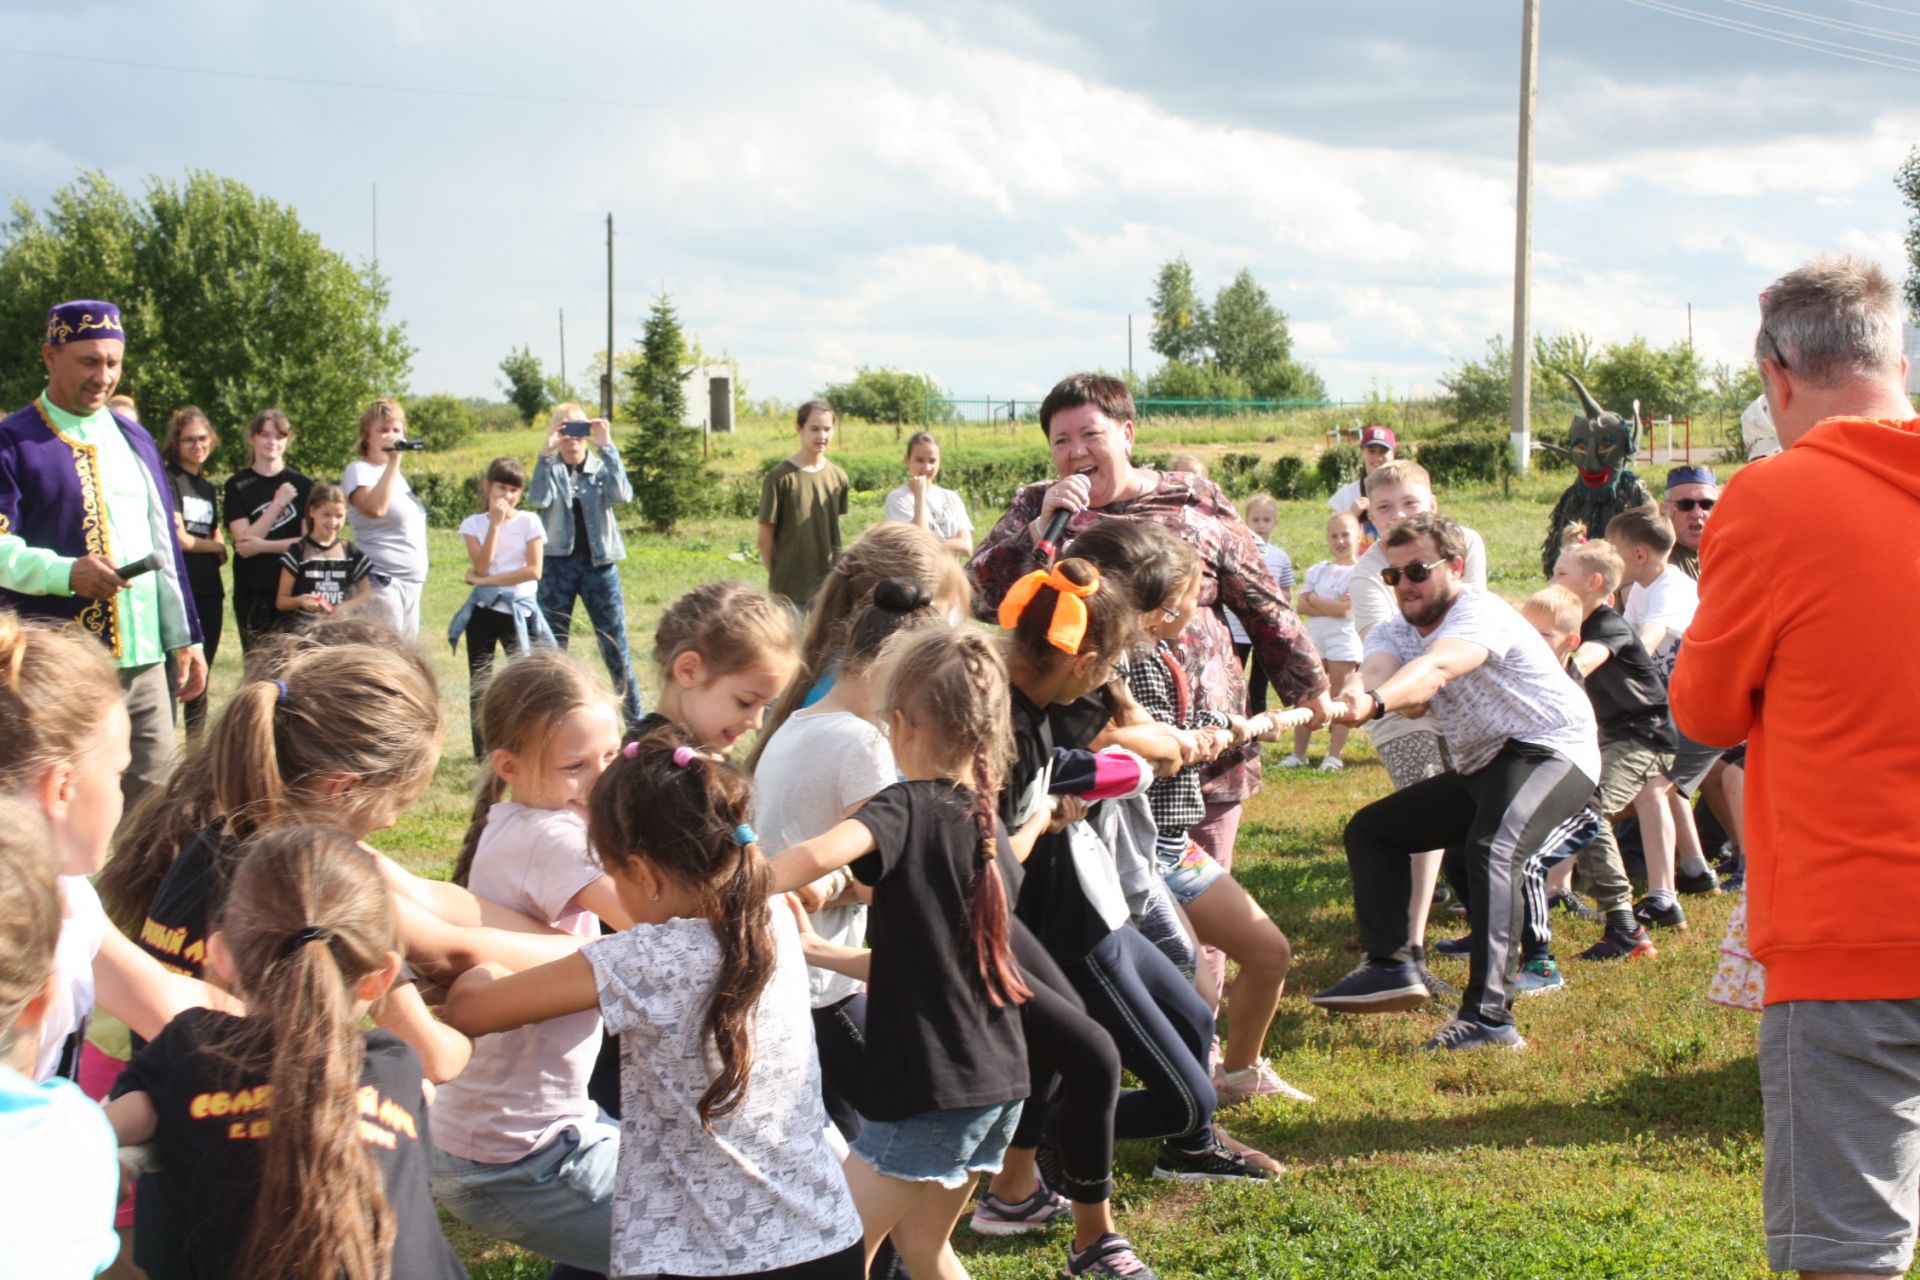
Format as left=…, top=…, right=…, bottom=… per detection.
left=625, top=289, right=706, bottom=532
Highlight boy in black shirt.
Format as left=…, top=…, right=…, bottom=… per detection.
left=1549, top=533, right=1676, bottom=960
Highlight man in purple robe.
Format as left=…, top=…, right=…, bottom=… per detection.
left=0, top=300, right=205, bottom=810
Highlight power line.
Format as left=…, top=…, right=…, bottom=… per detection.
left=1622, top=0, right=1920, bottom=72
left=0, top=45, right=1116, bottom=122
left=1841, top=0, right=1920, bottom=18
left=1718, top=0, right=1920, bottom=46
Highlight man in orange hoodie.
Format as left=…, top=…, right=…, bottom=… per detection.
left=1670, top=256, right=1920, bottom=1280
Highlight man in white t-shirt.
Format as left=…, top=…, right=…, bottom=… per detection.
left=1343, top=459, right=1489, bottom=998
left=1311, top=513, right=1600, bottom=1051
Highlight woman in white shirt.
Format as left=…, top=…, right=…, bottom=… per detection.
left=882, top=432, right=973, bottom=556
left=1328, top=424, right=1397, bottom=536
left=343, top=397, right=431, bottom=641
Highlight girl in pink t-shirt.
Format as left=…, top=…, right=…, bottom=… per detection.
left=428, top=650, right=630, bottom=1274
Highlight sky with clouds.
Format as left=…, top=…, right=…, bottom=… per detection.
left=3, top=0, right=1915, bottom=409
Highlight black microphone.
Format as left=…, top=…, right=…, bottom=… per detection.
left=1033, top=507, right=1072, bottom=564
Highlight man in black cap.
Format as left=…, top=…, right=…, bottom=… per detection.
left=0, top=300, right=204, bottom=811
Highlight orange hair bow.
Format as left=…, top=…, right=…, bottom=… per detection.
left=997, top=565, right=1100, bottom=654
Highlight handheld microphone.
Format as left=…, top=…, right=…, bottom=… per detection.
left=1033, top=507, right=1072, bottom=564
left=114, top=552, right=162, bottom=580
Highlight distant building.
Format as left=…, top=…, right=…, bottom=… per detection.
left=682, top=361, right=738, bottom=432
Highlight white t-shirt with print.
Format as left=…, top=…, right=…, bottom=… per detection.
left=1348, top=526, right=1489, bottom=747
left=1364, top=585, right=1601, bottom=782
left=584, top=906, right=862, bottom=1279
left=432, top=803, right=605, bottom=1165
left=883, top=483, right=973, bottom=544
left=342, top=459, right=430, bottom=583
left=753, top=707, right=895, bottom=1008
left=37, top=878, right=106, bottom=1083
left=457, top=510, right=545, bottom=610
left=1622, top=562, right=1698, bottom=671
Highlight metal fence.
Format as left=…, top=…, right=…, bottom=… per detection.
left=922, top=396, right=1368, bottom=426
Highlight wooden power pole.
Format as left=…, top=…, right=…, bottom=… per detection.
left=1510, top=0, right=1540, bottom=476
left=603, top=214, right=615, bottom=420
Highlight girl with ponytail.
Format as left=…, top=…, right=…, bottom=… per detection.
left=767, top=626, right=1033, bottom=1279
left=444, top=727, right=863, bottom=1280
left=104, top=827, right=466, bottom=1280
left=998, top=557, right=1283, bottom=1201
left=430, top=650, right=628, bottom=1274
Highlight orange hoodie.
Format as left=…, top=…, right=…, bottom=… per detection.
left=1671, top=416, right=1920, bottom=1003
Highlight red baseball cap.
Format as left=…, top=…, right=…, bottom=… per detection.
left=1359, top=425, right=1396, bottom=450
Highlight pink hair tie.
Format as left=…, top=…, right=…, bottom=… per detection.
left=621, top=741, right=641, bottom=759
left=672, top=745, right=699, bottom=769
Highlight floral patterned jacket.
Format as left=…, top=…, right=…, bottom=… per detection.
left=968, top=470, right=1326, bottom=804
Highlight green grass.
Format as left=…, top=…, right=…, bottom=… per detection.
left=194, top=414, right=1769, bottom=1278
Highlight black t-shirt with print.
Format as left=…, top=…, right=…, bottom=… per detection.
left=167, top=467, right=223, bottom=599
left=112, top=1008, right=466, bottom=1280
left=850, top=779, right=1028, bottom=1121
left=223, top=467, right=312, bottom=597
left=278, top=538, right=374, bottom=607
left=139, top=821, right=238, bottom=983
left=1580, top=605, right=1678, bottom=752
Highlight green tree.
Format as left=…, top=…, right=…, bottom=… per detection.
left=497, top=345, right=552, bottom=426
left=402, top=392, right=477, bottom=450
left=1441, top=330, right=1602, bottom=426
left=821, top=366, right=948, bottom=424
left=624, top=290, right=707, bottom=532
left=0, top=170, right=411, bottom=471
left=1589, top=337, right=1706, bottom=423
left=1209, top=269, right=1291, bottom=381
left=1149, top=256, right=1210, bottom=364
left=1898, top=146, right=1920, bottom=321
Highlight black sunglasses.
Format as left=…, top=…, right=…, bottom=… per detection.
left=1380, top=558, right=1451, bottom=586
left=1671, top=498, right=1716, bottom=513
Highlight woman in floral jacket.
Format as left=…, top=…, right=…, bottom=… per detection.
left=967, top=373, right=1331, bottom=875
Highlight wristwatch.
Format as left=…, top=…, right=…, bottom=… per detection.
left=1364, top=689, right=1387, bottom=720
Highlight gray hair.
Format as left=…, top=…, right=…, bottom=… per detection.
left=1755, top=256, right=1902, bottom=387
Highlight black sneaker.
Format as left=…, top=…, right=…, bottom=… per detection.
left=1634, top=895, right=1688, bottom=930
left=1550, top=891, right=1603, bottom=923
left=1151, top=1140, right=1279, bottom=1183
left=1409, top=946, right=1460, bottom=1003
left=1067, top=1233, right=1159, bottom=1278
left=1576, top=924, right=1658, bottom=961
left=1677, top=864, right=1722, bottom=896
left=1309, top=960, right=1430, bottom=1013
left=1431, top=935, right=1473, bottom=958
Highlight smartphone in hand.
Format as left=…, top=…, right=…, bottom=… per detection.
left=561, top=421, right=593, bottom=438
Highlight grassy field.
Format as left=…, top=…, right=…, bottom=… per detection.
left=194, top=412, right=1771, bottom=1279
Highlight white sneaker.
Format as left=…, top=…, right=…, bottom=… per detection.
left=1214, top=1058, right=1316, bottom=1106
left=1318, top=756, right=1345, bottom=772
left=1277, top=753, right=1309, bottom=768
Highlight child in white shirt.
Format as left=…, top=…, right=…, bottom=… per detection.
left=1284, top=512, right=1363, bottom=771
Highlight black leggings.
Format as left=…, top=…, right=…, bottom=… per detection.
left=1008, top=923, right=1121, bottom=1205
left=182, top=587, right=224, bottom=739
left=1064, top=925, right=1217, bottom=1154
left=1348, top=740, right=1595, bottom=1027
left=659, top=1240, right=863, bottom=1280
left=231, top=589, right=285, bottom=652
left=464, top=606, right=521, bottom=756
left=1235, top=641, right=1270, bottom=716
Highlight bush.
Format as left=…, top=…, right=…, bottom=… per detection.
left=1318, top=444, right=1360, bottom=496
left=1267, top=455, right=1311, bottom=501
left=403, top=392, right=479, bottom=451
left=1212, top=452, right=1264, bottom=496
left=411, top=470, right=483, bottom=529
left=822, top=367, right=949, bottom=425
left=1415, top=432, right=1512, bottom=488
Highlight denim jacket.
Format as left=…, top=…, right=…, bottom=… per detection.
left=524, top=444, right=632, bottom=566
left=447, top=587, right=557, bottom=655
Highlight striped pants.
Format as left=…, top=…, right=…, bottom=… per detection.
left=1345, top=739, right=1595, bottom=1027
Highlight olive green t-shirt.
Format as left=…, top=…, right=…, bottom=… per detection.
left=759, top=459, right=849, bottom=607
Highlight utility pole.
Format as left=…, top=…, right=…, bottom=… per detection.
left=603, top=214, right=615, bottom=420
left=558, top=308, right=567, bottom=389
left=1509, top=0, right=1539, bottom=476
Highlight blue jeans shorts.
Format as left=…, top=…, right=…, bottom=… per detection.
left=428, top=1113, right=620, bottom=1272
left=1156, top=837, right=1227, bottom=908
left=849, top=1100, right=1023, bottom=1188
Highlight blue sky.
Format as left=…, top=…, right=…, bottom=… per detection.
left=2, top=0, right=1913, bottom=407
